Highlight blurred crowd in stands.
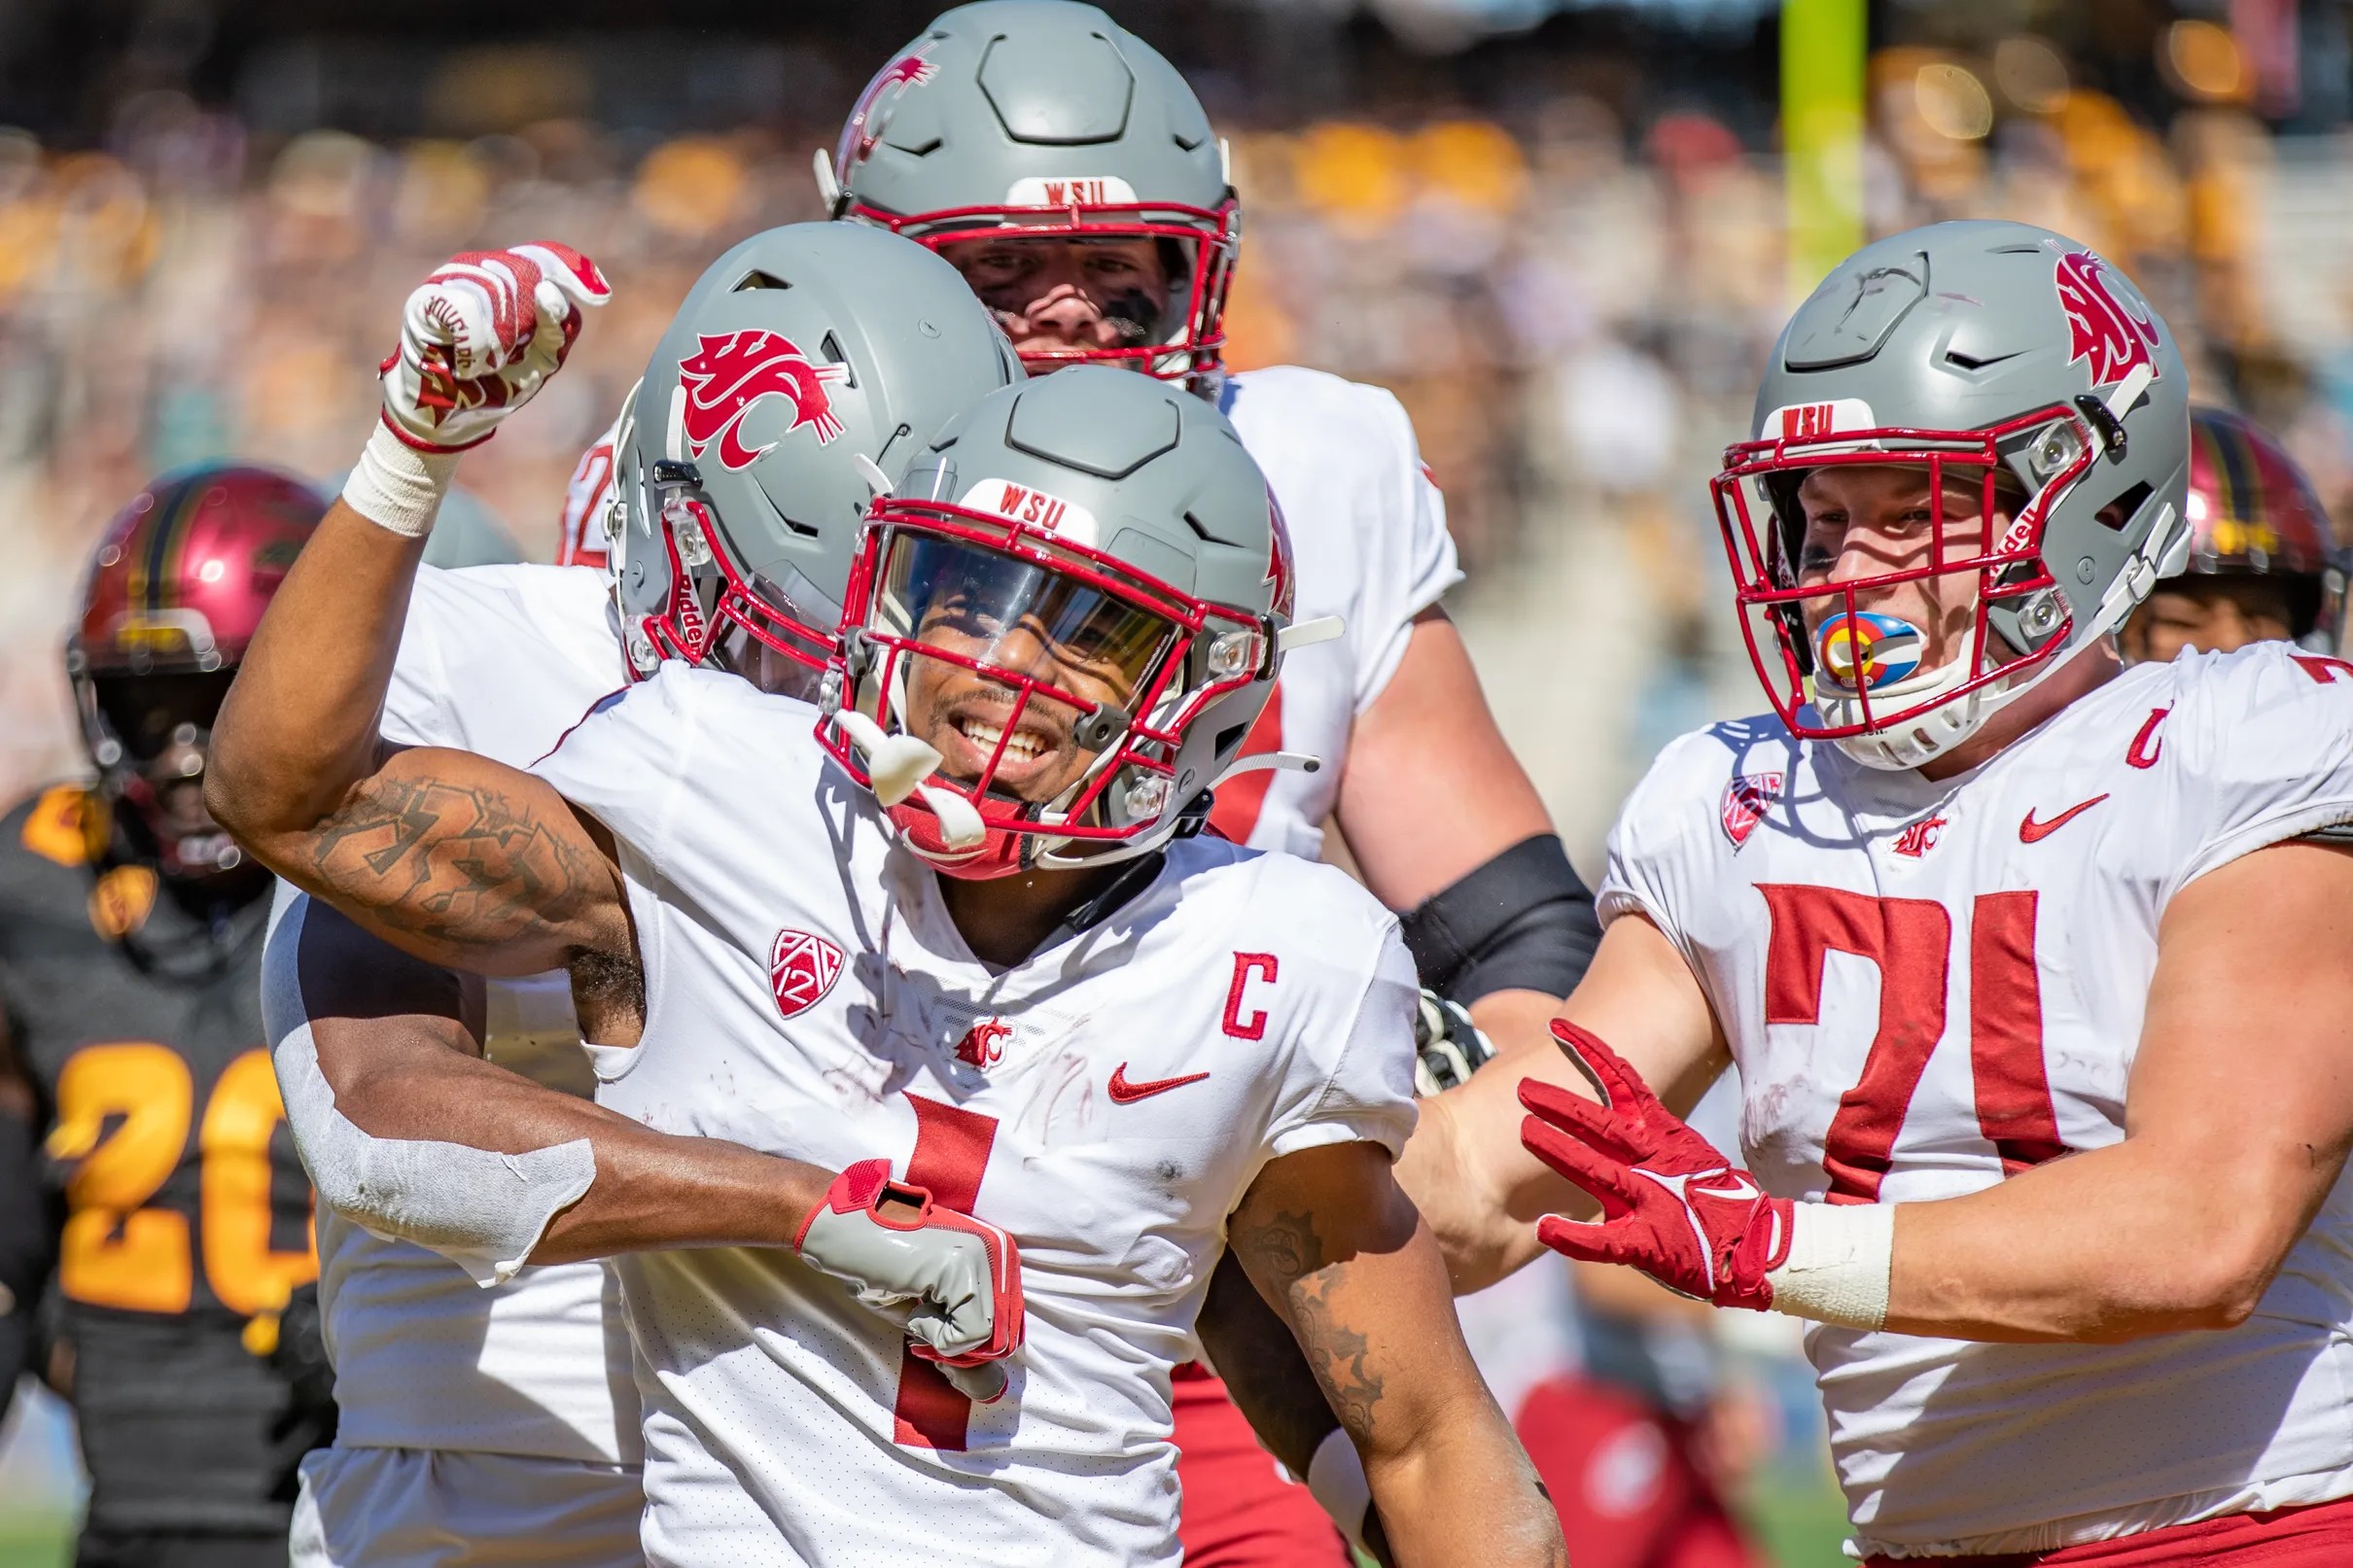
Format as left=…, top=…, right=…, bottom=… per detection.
left=2, top=14, right=2348, bottom=840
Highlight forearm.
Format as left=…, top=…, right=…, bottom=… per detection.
left=1232, top=1146, right=1564, bottom=1568
left=308, top=1025, right=827, bottom=1266
left=1394, top=1057, right=1592, bottom=1295
left=1885, top=1135, right=2307, bottom=1342
left=207, top=501, right=434, bottom=859
left=1196, top=1252, right=1338, bottom=1477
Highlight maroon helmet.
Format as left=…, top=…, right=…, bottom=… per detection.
left=66, top=465, right=326, bottom=880
left=2181, top=405, right=2345, bottom=645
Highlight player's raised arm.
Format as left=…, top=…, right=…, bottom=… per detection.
left=207, top=244, right=624, bottom=974
left=1227, top=1140, right=1564, bottom=1568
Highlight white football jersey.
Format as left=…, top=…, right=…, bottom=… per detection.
left=531, top=664, right=1420, bottom=1568
left=1600, top=644, right=2353, bottom=1556
left=270, top=562, right=638, bottom=1464
left=1211, top=366, right=1461, bottom=854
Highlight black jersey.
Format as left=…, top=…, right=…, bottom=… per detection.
left=0, top=784, right=317, bottom=1535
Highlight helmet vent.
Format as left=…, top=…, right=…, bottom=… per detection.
left=1945, top=349, right=2021, bottom=371
left=2096, top=480, right=2153, bottom=532
left=732, top=269, right=790, bottom=292
left=821, top=331, right=858, bottom=386
left=1179, top=510, right=1213, bottom=541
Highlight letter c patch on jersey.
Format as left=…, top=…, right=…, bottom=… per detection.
left=770, top=929, right=846, bottom=1020
left=1222, top=953, right=1280, bottom=1041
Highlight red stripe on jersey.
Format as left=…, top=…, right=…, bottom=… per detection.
left=1968, top=890, right=2069, bottom=1173
left=893, top=1094, right=1000, bottom=1450
left=1206, top=682, right=1283, bottom=845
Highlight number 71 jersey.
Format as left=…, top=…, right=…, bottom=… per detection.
left=1600, top=643, right=2353, bottom=1558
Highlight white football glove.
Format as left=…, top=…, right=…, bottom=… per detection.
left=345, top=242, right=610, bottom=539
left=381, top=241, right=610, bottom=454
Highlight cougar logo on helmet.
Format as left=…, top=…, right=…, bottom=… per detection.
left=838, top=49, right=939, bottom=171
left=2054, top=251, right=2161, bottom=390
left=678, top=331, right=849, bottom=470
left=1266, top=496, right=1297, bottom=620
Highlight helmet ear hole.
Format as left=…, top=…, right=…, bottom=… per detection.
left=2095, top=480, right=2154, bottom=533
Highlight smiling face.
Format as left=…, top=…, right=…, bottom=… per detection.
left=885, top=534, right=1173, bottom=808
left=1791, top=463, right=2026, bottom=680
left=934, top=234, right=1173, bottom=366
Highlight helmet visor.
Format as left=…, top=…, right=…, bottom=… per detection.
left=875, top=531, right=1178, bottom=807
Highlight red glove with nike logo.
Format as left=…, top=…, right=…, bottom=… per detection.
left=1519, top=1020, right=1791, bottom=1310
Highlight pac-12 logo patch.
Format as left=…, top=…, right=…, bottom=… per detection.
left=1721, top=771, right=1782, bottom=850
left=2054, top=250, right=2161, bottom=390
left=678, top=331, right=849, bottom=471
left=769, top=928, right=845, bottom=1020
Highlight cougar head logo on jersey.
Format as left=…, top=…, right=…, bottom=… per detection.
left=956, top=1018, right=1013, bottom=1069
left=678, top=331, right=849, bottom=471
left=769, top=928, right=846, bottom=1020
left=2054, top=251, right=2161, bottom=389
left=837, top=48, right=939, bottom=171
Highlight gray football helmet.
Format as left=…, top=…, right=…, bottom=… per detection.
left=1713, top=219, right=2191, bottom=770
left=611, top=222, right=1023, bottom=690
left=821, top=1, right=1237, bottom=390
left=819, top=364, right=1331, bottom=878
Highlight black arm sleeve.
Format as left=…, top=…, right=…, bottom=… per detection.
left=1397, top=833, right=1599, bottom=1005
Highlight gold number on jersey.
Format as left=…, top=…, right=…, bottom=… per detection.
left=200, top=1051, right=319, bottom=1316
left=49, top=1043, right=194, bottom=1312
left=47, top=1043, right=316, bottom=1316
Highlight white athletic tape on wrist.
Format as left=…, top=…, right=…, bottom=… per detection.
left=273, top=1026, right=595, bottom=1287
left=1305, top=1426, right=1373, bottom=1554
left=1766, top=1201, right=1895, bottom=1331
left=343, top=422, right=462, bottom=539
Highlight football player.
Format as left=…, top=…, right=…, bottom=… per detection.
left=1406, top=220, right=2353, bottom=1563
left=815, top=10, right=1602, bottom=1552
left=250, top=227, right=1031, bottom=1568
left=0, top=466, right=333, bottom=1568
left=202, top=237, right=1567, bottom=1565
left=2120, top=404, right=2345, bottom=664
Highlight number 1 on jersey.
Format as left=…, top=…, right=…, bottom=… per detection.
left=895, top=1093, right=1001, bottom=1451
left=1763, top=885, right=2069, bottom=1202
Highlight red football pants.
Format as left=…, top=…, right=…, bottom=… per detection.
left=1173, top=1365, right=1350, bottom=1567
left=1512, top=1373, right=1763, bottom=1568
left=1863, top=1492, right=2353, bottom=1567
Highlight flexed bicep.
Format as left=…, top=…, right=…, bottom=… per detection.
left=291, top=745, right=629, bottom=977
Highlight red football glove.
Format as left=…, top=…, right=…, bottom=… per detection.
left=793, top=1159, right=1024, bottom=1388
left=378, top=242, right=611, bottom=453
left=1519, top=1020, right=1791, bottom=1310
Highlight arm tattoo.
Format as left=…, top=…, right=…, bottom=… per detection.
left=1232, top=1205, right=1387, bottom=1438
left=306, top=769, right=607, bottom=954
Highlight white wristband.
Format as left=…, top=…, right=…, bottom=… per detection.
left=1766, top=1201, right=1895, bottom=1331
left=1304, top=1426, right=1373, bottom=1553
left=342, top=421, right=461, bottom=539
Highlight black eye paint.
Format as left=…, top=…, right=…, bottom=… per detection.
left=1099, top=288, right=1161, bottom=347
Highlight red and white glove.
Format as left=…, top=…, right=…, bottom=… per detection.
left=345, top=242, right=610, bottom=538
left=793, top=1159, right=1024, bottom=1397
left=1520, top=1021, right=1892, bottom=1328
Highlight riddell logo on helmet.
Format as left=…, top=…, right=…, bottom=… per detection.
left=678, top=331, right=848, bottom=471
left=2055, top=251, right=2161, bottom=389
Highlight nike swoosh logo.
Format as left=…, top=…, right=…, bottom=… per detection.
left=1107, top=1064, right=1212, bottom=1104
left=2019, top=793, right=2110, bottom=843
